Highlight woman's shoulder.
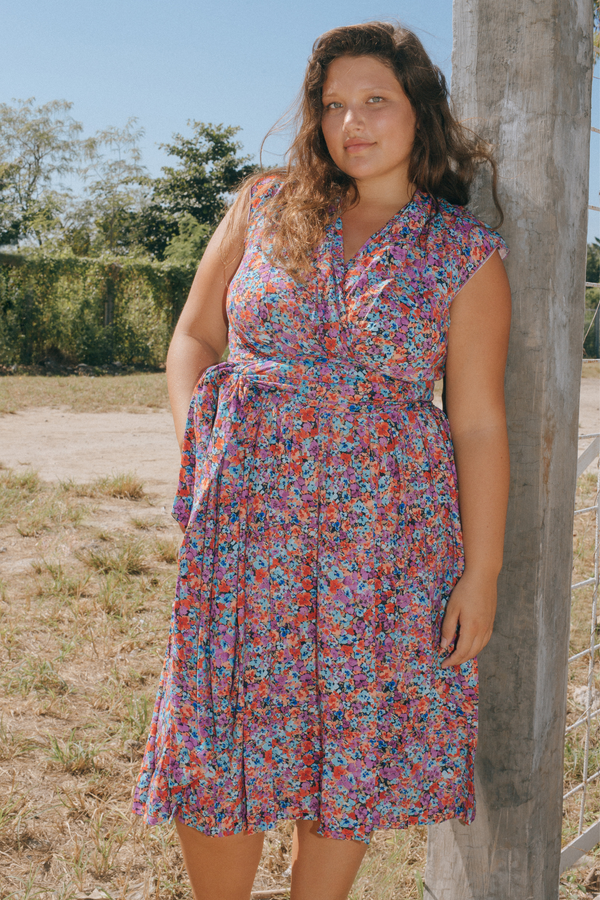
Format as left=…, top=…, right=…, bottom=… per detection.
left=433, top=197, right=509, bottom=261
left=249, top=171, right=285, bottom=215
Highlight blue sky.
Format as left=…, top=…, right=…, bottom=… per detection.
left=0, top=0, right=453, bottom=172
left=0, top=0, right=597, bottom=241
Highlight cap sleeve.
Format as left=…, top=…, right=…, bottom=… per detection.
left=247, top=174, right=283, bottom=227
left=448, top=212, right=509, bottom=300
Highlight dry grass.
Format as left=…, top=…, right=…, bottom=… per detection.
left=0, top=458, right=428, bottom=898
left=0, top=466, right=186, bottom=899
left=61, top=473, right=146, bottom=502
left=0, top=465, right=429, bottom=897
left=581, top=360, right=600, bottom=380
left=0, top=372, right=169, bottom=415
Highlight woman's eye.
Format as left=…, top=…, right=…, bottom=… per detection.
left=367, top=96, right=384, bottom=104
left=324, top=101, right=343, bottom=110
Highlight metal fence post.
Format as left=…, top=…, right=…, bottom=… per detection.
left=424, top=1, right=593, bottom=898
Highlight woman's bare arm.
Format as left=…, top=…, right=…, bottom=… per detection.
left=440, top=249, right=512, bottom=669
left=166, top=201, right=248, bottom=449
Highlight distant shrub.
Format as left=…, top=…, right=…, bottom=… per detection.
left=584, top=286, right=599, bottom=359
left=0, top=252, right=195, bottom=367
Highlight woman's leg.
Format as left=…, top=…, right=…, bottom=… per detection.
left=290, top=818, right=368, bottom=900
left=175, top=817, right=265, bottom=900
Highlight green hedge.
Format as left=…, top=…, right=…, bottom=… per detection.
left=0, top=253, right=195, bottom=368
left=584, top=286, right=600, bottom=358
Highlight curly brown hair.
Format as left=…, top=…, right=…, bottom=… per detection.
left=227, top=21, right=502, bottom=278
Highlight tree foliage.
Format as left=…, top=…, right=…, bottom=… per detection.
left=587, top=239, right=600, bottom=284
left=138, top=121, right=258, bottom=259
left=77, top=118, right=148, bottom=256
left=0, top=251, right=194, bottom=367
left=0, top=98, right=83, bottom=246
left=0, top=104, right=258, bottom=263
left=162, top=212, right=212, bottom=267
left=585, top=242, right=600, bottom=357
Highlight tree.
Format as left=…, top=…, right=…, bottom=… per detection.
left=163, top=212, right=212, bottom=266
left=595, top=0, right=600, bottom=60
left=0, top=161, right=22, bottom=245
left=79, top=118, right=148, bottom=255
left=0, top=105, right=257, bottom=262
left=585, top=241, right=600, bottom=357
left=138, top=121, right=258, bottom=259
left=586, top=238, right=600, bottom=283
left=0, top=98, right=82, bottom=247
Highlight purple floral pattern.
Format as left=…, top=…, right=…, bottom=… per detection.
left=133, top=176, right=508, bottom=843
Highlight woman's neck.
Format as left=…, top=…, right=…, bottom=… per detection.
left=346, top=173, right=416, bottom=217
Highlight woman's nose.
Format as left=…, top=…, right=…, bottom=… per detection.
left=343, top=105, right=364, bottom=130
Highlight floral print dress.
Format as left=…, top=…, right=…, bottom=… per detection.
left=133, top=176, right=508, bottom=844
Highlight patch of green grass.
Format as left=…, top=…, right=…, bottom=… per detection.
left=79, top=536, right=148, bottom=577
left=56, top=634, right=83, bottom=661
left=120, top=695, right=152, bottom=745
left=4, top=655, right=69, bottom=697
left=0, top=469, right=41, bottom=525
left=154, top=536, right=180, bottom=565
left=46, top=731, right=98, bottom=776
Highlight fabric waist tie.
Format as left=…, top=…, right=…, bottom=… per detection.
left=173, top=357, right=436, bottom=530
left=196, top=357, right=435, bottom=409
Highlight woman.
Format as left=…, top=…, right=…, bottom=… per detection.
left=133, top=21, right=511, bottom=900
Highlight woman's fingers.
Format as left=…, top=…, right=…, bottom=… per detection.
left=440, top=601, right=460, bottom=649
left=441, top=633, right=477, bottom=669
left=439, top=572, right=498, bottom=668
left=441, top=624, right=493, bottom=669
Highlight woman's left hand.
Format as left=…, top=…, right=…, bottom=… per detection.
left=439, top=569, right=497, bottom=669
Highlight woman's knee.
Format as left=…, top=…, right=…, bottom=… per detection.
left=175, top=817, right=265, bottom=900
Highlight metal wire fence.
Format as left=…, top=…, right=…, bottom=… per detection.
left=560, top=426, right=600, bottom=872
left=559, top=105, right=600, bottom=866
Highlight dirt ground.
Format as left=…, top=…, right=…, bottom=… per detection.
left=1, top=378, right=597, bottom=507
left=0, top=408, right=180, bottom=509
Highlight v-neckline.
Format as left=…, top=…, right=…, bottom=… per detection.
left=334, top=190, right=422, bottom=269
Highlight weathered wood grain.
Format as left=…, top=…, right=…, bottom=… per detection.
left=424, top=2, right=593, bottom=897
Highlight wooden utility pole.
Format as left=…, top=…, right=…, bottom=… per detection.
left=424, top=2, right=593, bottom=898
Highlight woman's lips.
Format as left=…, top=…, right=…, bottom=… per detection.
left=344, top=141, right=374, bottom=152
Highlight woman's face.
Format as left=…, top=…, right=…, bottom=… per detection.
left=320, top=55, right=417, bottom=189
